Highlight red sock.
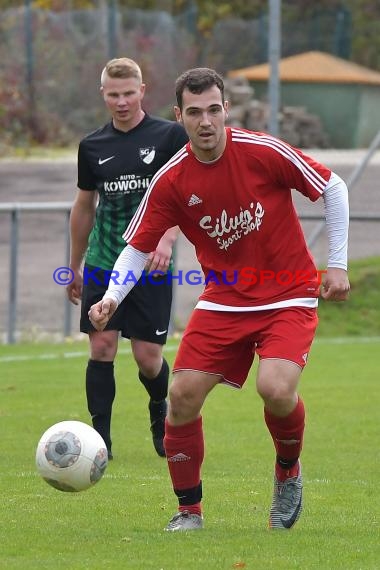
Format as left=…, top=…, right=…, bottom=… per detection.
left=164, top=416, right=204, bottom=515
left=264, top=397, right=305, bottom=481
left=178, top=503, right=202, bottom=516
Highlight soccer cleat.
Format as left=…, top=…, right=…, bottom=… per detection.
left=149, top=399, right=167, bottom=457
left=269, top=463, right=303, bottom=529
left=107, top=449, right=113, bottom=461
left=165, top=510, right=204, bottom=532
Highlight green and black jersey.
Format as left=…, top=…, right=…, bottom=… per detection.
left=77, top=114, right=188, bottom=270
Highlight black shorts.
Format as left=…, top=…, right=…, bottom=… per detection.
left=80, top=265, right=172, bottom=344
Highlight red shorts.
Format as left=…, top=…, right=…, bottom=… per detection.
left=173, top=307, right=318, bottom=388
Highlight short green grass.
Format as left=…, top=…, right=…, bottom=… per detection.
left=0, top=337, right=379, bottom=570
left=316, top=257, right=380, bottom=336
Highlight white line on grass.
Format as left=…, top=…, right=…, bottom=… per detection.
left=0, top=344, right=180, bottom=363
left=0, top=337, right=379, bottom=364
left=17, top=471, right=162, bottom=481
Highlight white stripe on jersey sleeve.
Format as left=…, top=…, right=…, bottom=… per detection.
left=122, top=147, right=188, bottom=243
left=231, top=128, right=327, bottom=195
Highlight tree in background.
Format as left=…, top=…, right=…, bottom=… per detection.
left=1, top=0, right=379, bottom=151
left=1, top=0, right=379, bottom=70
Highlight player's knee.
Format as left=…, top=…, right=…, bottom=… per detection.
left=133, top=345, right=163, bottom=377
left=90, top=332, right=117, bottom=361
left=168, top=381, right=200, bottom=418
left=257, top=378, right=295, bottom=405
left=134, top=354, right=161, bottom=377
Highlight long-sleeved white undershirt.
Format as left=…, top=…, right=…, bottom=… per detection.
left=104, top=246, right=148, bottom=306
left=104, top=171, right=349, bottom=308
left=323, top=171, right=349, bottom=270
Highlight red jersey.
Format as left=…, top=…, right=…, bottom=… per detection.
left=123, top=128, right=331, bottom=310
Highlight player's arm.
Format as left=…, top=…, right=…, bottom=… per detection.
left=66, top=188, right=97, bottom=305
left=88, top=244, right=149, bottom=330
left=321, top=172, right=350, bottom=301
left=263, top=144, right=350, bottom=301
left=89, top=172, right=178, bottom=329
left=145, top=226, right=180, bottom=273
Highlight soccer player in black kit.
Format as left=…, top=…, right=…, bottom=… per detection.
left=66, top=57, right=188, bottom=459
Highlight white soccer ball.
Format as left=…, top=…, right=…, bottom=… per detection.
left=35, top=420, right=108, bottom=492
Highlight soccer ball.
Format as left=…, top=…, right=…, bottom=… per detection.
left=35, top=420, right=108, bottom=492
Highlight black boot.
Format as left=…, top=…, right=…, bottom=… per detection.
left=148, top=399, right=167, bottom=457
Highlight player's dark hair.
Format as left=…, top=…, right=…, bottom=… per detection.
left=175, top=68, right=225, bottom=109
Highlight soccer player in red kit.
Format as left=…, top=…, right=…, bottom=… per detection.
left=89, top=68, right=350, bottom=531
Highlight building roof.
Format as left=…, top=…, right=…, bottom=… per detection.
left=228, top=51, right=380, bottom=85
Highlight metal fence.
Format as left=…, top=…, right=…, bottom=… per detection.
left=0, top=202, right=72, bottom=344
left=1, top=132, right=380, bottom=344
left=2, top=205, right=379, bottom=345
left=1, top=3, right=353, bottom=149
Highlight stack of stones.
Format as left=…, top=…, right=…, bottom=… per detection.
left=224, top=76, right=329, bottom=148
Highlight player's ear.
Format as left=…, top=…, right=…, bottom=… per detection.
left=224, top=100, right=229, bottom=117
left=174, top=106, right=182, bottom=123
left=140, top=83, right=146, bottom=98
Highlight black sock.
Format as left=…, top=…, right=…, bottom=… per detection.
left=174, top=482, right=203, bottom=506
left=138, top=358, right=169, bottom=402
left=86, top=359, right=115, bottom=451
left=276, top=455, right=299, bottom=470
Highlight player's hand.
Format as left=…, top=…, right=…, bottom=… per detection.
left=320, top=267, right=350, bottom=302
left=145, top=226, right=178, bottom=274
left=145, top=245, right=172, bottom=273
left=88, top=298, right=118, bottom=331
left=66, top=269, right=83, bottom=306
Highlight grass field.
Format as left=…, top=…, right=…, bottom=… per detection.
left=1, top=337, right=379, bottom=570
left=316, top=257, right=380, bottom=336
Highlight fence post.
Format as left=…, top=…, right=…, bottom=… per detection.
left=334, top=6, right=351, bottom=59
left=24, top=0, right=36, bottom=138
left=8, top=210, right=20, bottom=344
left=107, top=0, right=118, bottom=59
left=63, top=210, right=72, bottom=338
left=268, top=0, right=281, bottom=137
